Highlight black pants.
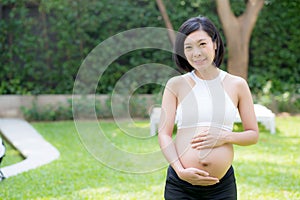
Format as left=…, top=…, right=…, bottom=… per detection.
left=164, top=166, right=237, bottom=200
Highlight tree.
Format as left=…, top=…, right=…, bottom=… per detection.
left=156, top=0, right=264, bottom=80
left=155, top=0, right=176, bottom=46
left=216, top=0, right=264, bottom=79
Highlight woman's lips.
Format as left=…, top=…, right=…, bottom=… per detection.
left=193, top=58, right=206, bottom=64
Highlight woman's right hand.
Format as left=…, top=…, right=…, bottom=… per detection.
left=178, top=168, right=219, bottom=186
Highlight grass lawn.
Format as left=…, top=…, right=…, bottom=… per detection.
left=0, top=116, right=299, bottom=200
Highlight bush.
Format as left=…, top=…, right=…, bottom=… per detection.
left=1, top=0, right=299, bottom=113
left=20, top=95, right=157, bottom=121
left=21, top=99, right=73, bottom=121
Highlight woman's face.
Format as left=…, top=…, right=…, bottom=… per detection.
left=183, top=30, right=216, bottom=71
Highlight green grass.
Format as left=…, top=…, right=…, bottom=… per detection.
left=1, top=139, right=24, bottom=167
left=234, top=116, right=300, bottom=200
left=0, top=117, right=299, bottom=200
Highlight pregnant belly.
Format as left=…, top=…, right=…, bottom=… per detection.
left=175, top=127, right=234, bottom=179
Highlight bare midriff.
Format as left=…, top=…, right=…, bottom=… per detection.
left=175, top=126, right=234, bottom=180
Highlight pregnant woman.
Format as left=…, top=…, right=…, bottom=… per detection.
left=158, top=16, right=259, bottom=200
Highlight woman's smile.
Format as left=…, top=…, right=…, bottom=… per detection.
left=193, top=58, right=207, bottom=65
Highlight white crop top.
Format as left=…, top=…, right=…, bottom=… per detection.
left=176, top=70, right=237, bottom=131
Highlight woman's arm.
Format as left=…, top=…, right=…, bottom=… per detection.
left=158, top=78, right=184, bottom=173
left=225, top=77, right=259, bottom=145
left=191, top=77, right=259, bottom=149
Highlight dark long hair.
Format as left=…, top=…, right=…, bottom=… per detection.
left=173, top=16, right=225, bottom=72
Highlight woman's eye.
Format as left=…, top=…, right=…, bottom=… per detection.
left=185, top=46, right=192, bottom=50
left=200, top=43, right=206, bottom=46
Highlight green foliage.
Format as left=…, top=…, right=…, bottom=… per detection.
left=0, top=0, right=299, bottom=112
left=0, top=0, right=167, bottom=94
left=253, top=80, right=300, bottom=114
left=249, top=0, right=300, bottom=95
left=20, top=98, right=73, bottom=121
left=20, top=95, right=156, bottom=121
left=247, top=0, right=300, bottom=112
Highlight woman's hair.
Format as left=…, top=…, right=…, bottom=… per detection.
left=173, top=16, right=224, bottom=72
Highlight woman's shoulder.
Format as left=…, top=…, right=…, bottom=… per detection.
left=224, top=71, right=248, bottom=86
left=166, top=73, right=190, bottom=87
left=165, top=73, right=192, bottom=95
left=226, top=72, right=247, bottom=84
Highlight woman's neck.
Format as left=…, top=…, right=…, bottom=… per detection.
left=194, top=66, right=220, bottom=80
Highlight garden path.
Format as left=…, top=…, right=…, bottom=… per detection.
left=0, top=119, right=60, bottom=179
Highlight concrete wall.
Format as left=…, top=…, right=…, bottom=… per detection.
left=0, top=95, right=157, bottom=118
left=0, top=95, right=101, bottom=118
left=0, top=95, right=35, bottom=118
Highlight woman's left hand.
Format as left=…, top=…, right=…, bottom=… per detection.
left=190, top=128, right=228, bottom=150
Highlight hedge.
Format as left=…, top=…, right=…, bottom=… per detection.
left=0, top=0, right=299, bottom=109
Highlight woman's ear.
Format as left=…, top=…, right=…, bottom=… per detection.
left=213, top=41, right=217, bottom=50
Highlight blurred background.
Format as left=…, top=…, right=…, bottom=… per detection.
left=0, top=0, right=299, bottom=120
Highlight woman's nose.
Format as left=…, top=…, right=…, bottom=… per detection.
left=193, top=47, right=202, bottom=57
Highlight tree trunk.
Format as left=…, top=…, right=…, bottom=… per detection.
left=156, top=0, right=176, bottom=47
left=216, top=0, right=264, bottom=80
